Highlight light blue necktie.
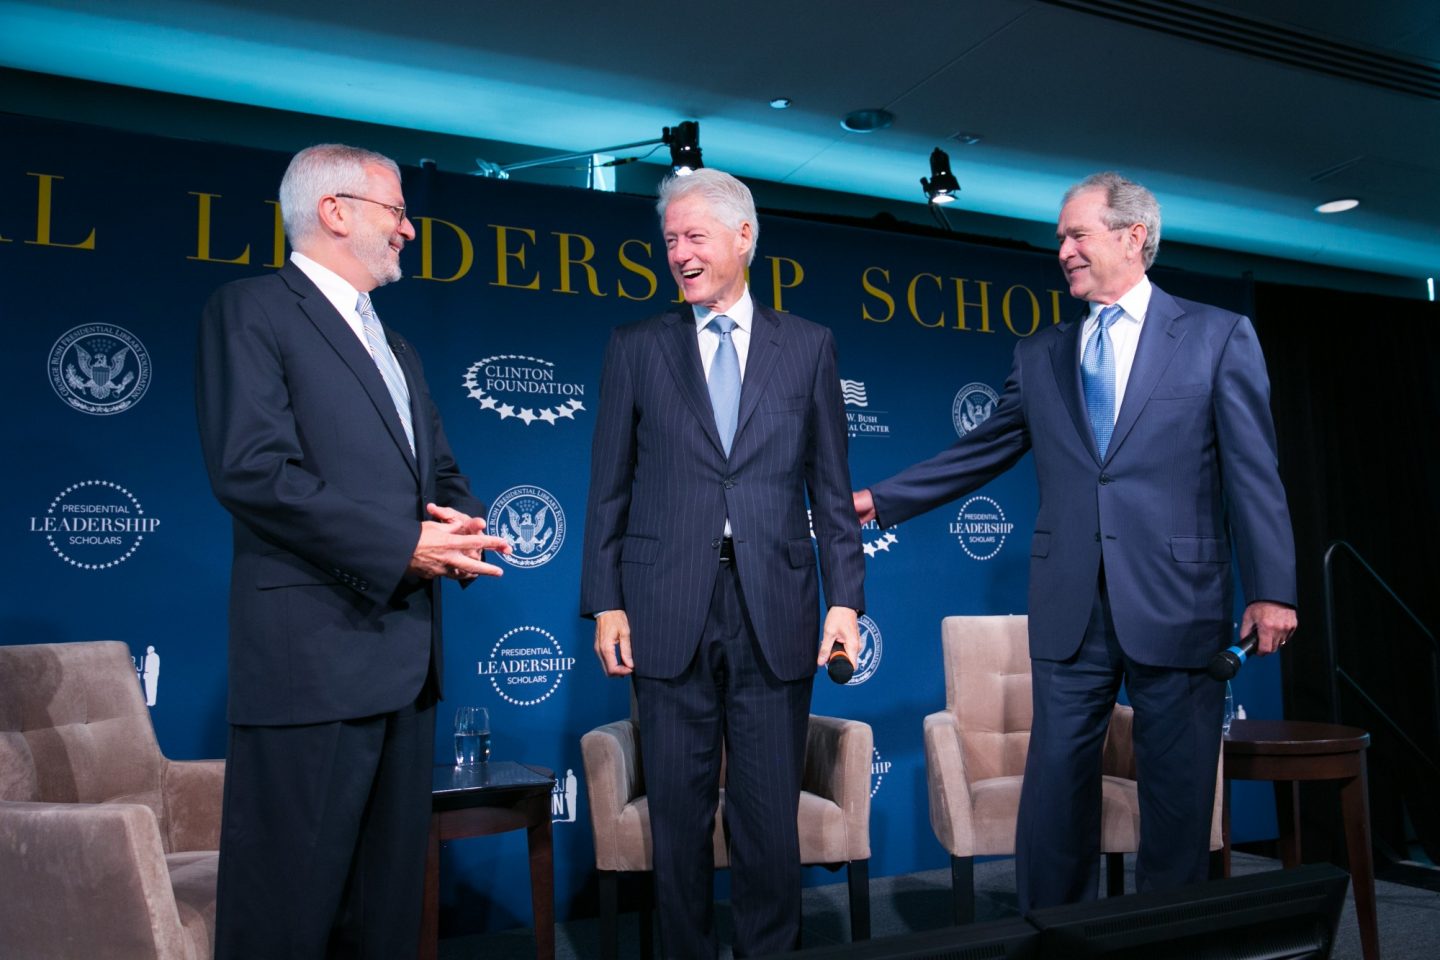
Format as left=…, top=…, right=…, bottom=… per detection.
left=1082, top=303, right=1123, bottom=458
left=356, top=292, right=415, bottom=455
left=706, top=315, right=740, bottom=455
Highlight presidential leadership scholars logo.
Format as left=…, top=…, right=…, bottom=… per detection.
left=949, top=495, right=1015, bottom=561
left=487, top=485, right=566, bottom=568
left=463, top=354, right=586, bottom=425
left=49, top=324, right=152, bottom=415
left=479, top=626, right=577, bottom=706
left=30, top=480, right=160, bottom=570
left=952, top=382, right=999, bottom=438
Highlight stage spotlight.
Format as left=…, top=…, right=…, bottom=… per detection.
left=921, top=147, right=960, bottom=205
left=664, top=121, right=703, bottom=175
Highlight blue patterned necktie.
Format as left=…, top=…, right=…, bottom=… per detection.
left=1082, top=303, right=1123, bottom=458
left=356, top=292, right=415, bottom=455
left=706, top=315, right=740, bottom=455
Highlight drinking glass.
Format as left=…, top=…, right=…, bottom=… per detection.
left=454, top=706, right=491, bottom=765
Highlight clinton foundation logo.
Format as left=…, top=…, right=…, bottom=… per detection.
left=463, top=354, right=586, bottom=425
left=487, top=485, right=566, bottom=568
left=840, top=379, right=891, bottom=439
left=30, top=480, right=160, bottom=570
left=949, top=495, right=1014, bottom=561
left=49, top=324, right=152, bottom=415
left=952, top=382, right=999, bottom=438
left=478, top=626, right=577, bottom=706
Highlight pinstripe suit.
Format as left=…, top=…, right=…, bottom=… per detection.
left=581, top=295, right=865, bottom=956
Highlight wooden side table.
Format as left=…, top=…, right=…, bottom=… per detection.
left=1221, top=719, right=1378, bottom=960
left=420, top=761, right=557, bottom=960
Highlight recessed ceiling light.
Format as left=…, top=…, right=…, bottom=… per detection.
left=769, top=97, right=792, bottom=109
left=951, top=132, right=983, bottom=146
left=1315, top=198, right=1360, bottom=214
left=841, top=108, right=895, bottom=133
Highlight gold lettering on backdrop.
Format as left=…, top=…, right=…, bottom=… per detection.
left=490, top=224, right=540, bottom=290
left=1002, top=285, right=1041, bottom=337
left=860, top=267, right=895, bottom=323
left=553, top=232, right=605, bottom=296
left=1047, top=288, right=1066, bottom=326
left=185, top=192, right=250, bottom=264
left=767, top=256, right=804, bottom=312
left=617, top=239, right=657, bottom=301
left=951, top=278, right=993, bottom=332
left=266, top=200, right=286, bottom=268
left=25, top=173, right=97, bottom=250
left=907, top=272, right=946, bottom=329
left=416, top=217, right=474, bottom=282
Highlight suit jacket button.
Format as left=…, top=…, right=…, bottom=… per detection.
left=711, top=538, right=721, bottom=548
left=1094, top=532, right=1101, bottom=542
left=1099, top=473, right=1112, bottom=484
left=724, top=478, right=735, bottom=489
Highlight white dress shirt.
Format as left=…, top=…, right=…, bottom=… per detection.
left=1081, top=275, right=1152, bottom=415
left=291, top=251, right=371, bottom=352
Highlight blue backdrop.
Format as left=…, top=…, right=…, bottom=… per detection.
left=0, top=113, right=1281, bottom=935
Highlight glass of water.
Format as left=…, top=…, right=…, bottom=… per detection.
left=1222, top=681, right=1235, bottom=737
left=454, top=706, right=491, bottom=765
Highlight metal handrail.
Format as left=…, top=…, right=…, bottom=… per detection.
left=1322, top=539, right=1439, bottom=773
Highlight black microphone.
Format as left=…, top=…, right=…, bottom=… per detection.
left=826, top=649, right=855, bottom=685
left=1207, top=628, right=1260, bottom=681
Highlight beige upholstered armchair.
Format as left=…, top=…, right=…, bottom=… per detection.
left=0, top=641, right=224, bottom=959
left=925, top=615, right=1223, bottom=923
left=582, top=711, right=872, bottom=959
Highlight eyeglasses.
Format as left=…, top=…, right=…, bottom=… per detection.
left=335, top=193, right=407, bottom=222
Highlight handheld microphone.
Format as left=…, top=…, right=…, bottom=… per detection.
left=1207, top=628, right=1260, bottom=681
left=826, top=649, right=855, bottom=685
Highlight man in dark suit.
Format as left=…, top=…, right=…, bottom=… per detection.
left=581, top=169, right=865, bottom=957
left=196, top=143, right=508, bottom=959
left=855, top=171, right=1298, bottom=910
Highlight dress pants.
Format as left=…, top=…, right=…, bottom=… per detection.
left=1014, top=572, right=1224, bottom=912
left=633, top=557, right=812, bottom=959
left=214, top=695, right=436, bottom=960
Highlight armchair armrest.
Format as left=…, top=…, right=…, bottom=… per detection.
left=162, top=758, right=225, bottom=853
left=1102, top=704, right=1137, bottom=780
left=0, top=799, right=191, bottom=959
left=581, top=719, right=644, bottom=824
left=803, top=714, right=872, bottom=861
left=923, top=709, right=976, bottom=857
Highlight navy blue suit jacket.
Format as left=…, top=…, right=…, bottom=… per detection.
left=196, top=263, right=482, bottom=724
left=871, top=285, right=1295, bottom=668
left=581, top=301, right=865, bottom=681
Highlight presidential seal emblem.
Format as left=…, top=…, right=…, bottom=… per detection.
left=463, top=354, right=586, bottom=425
left=949, top=495, right=1015, bottom=561
left=488, top=485, right=565, bottom=568
left=49, top=324, right=152, bottom=415
left=951, top=382, right=999, bottom=438
left=846, top=614, right=884, bottom=686
left=478, top=625, right=577, bottom=706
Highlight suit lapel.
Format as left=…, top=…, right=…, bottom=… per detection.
left=659, top=307, right=728, bottom=457
left=1049, top=317, right=1094, bottom=457
left=734, top=304, right=783, bottom=444
left=281, top=264, right=421, bottom=482
left=1106, top=285, right=1186, bottom=460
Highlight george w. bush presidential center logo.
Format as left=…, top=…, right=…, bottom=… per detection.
left=48, top=323, right=152, bottom=415
left=463, top=354, right=586, bottom=426
left=487, top=485, right=566, bottom=568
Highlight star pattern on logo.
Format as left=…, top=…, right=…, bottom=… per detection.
left=462, top=355, right=586, bottom=426
left=863, top=531, right=899, bottom=558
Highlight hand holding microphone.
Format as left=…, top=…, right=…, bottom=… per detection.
left=1207, top=628, right=1260, bottom=681
left=826, top=648, right=855, bottom=684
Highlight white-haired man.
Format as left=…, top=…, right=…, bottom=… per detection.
left=856, top=172, right=1297, bottom=910
left=197, top=143, right=508, bottom=958
left=581, top=169, right=866, bottom=956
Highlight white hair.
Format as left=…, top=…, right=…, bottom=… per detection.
left=1064, top=171, right=1163, bottom=269
left=279, top=143, right=400, bottom=246
left=656, top=168, right=759, bottom=265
